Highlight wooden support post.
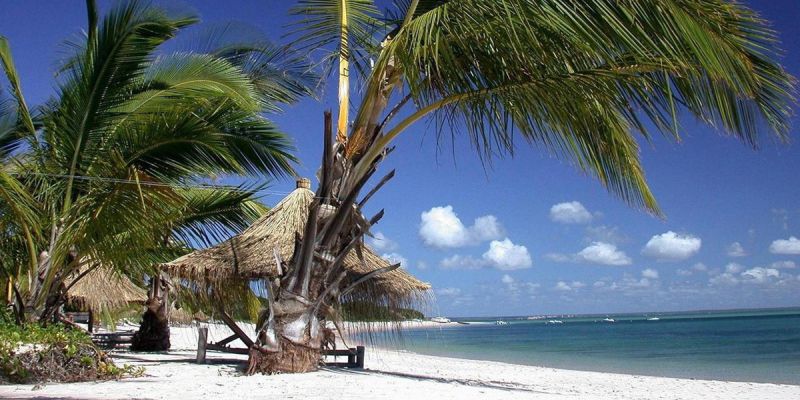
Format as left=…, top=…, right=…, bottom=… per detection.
left=196, top=327, right=208, bottom=363
left=347, top=348, right=355, bottom=366
left=356, top=346, right=365, bottom=368
left=88, top=309, right=94, bottom=333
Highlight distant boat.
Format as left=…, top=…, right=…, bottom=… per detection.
left=431, top=316, right=451, bottom=323
left=546, top=320, right=564, bottom=324
left=526, top=316, right=544, bottom=320
left=495, top=320, right=509, bottom=325
left=647, top=317, right=660, bottom=321
left=602, top=318, right=616, bottom=323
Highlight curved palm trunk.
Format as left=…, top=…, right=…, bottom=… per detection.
left=131, top=274, right=170, bottom=351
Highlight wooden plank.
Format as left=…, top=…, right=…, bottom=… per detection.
left=212, top=333, right=240, bottom=347
left=214, top=307, right=254, bottom=348
left=196, top=327, right=208, bottom=363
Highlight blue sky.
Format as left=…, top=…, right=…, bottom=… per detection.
left=2, top=1, right=799, bottom=317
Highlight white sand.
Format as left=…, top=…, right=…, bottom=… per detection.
left=1, top=323, right=797, bottom=400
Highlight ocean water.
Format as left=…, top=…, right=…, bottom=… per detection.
left=385, top=308, right=800, bottom=385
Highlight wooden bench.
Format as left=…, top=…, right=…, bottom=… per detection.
left=92, top=331, right=135, bottom=349
left=195, top=327, right=365, bottom=368
left=321, top=346, right=365, bottom=368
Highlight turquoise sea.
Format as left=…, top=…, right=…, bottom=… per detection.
left=388, top=308, right=800, bottom=385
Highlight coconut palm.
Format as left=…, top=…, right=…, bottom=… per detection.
left=238, top=0, right=795, bottom=373
left=0, top=0, right=315, bottom=324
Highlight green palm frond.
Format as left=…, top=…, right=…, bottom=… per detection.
left=356, top=0, right=796, bottom=214
left=288, top=0, right=383, bottom=78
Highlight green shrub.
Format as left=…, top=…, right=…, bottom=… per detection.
left=0, top=314, right=143, bottom=383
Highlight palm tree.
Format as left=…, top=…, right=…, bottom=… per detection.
left=242, top=0, right=795, bottom=373
left=0, top=0, right=314, bottom=325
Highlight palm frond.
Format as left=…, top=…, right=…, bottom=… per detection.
left=366, top=0, right=796, bottom=214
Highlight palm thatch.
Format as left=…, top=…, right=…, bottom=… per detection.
left=66, top=266, right=147, bottom=312
left=164, top=178, right=429, bottom=306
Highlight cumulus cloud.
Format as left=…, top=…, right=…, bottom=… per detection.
left=436, top=287, right=461, bottom=297
left=726, top=242, right=747, bottom=257
left=419, top=206, right=503, bottom=248
left=550, top=201, right=593, bottom=224
left=741, top=267, right=780, bottom=284
left=381, top=252, right=407, bottom=268
left=483, top=239, right=533, bottom=270
left=769, top=236, right=800, bottom=255
left=676, top=269, right=693, bottom=277
left=576, top=242, right=632, bottom=266
left=416, top=261, right=429, bottom=270
left=771, top=260, right=797, bottom=270
left=368, top=231, right=398, bottom=252
left=440, top=239, right=533, bottom=270
left=724, top=263, right=744, bottom=274
left=642, top=268, right=659, bottom=279
left=501, top=274, right=515, bottom=284
left=554, top=281, right=585, bottom=291
left=585, top=225, right=627, bottom=245
left=440, top=255, right=486, bottom=270
left=642, top=231, right=702, bottom=261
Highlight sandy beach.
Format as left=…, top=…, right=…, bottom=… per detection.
left=1, top=323, right=798, bottom=400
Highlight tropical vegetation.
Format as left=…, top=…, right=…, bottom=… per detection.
left=0, top=0, right=312, bottom=330
left=0, top=0, right=795, bottom=378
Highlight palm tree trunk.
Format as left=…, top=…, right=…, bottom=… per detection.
left=131, top=273, right=171, bottom=351
left=245, top=111, right=389, bottom=374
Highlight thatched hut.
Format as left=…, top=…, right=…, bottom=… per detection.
left=66, top=266, right=147, bottom=331
left=163, top=178, right=430, bottom=309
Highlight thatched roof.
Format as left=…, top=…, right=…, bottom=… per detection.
left=66, top=266, right=147, bottom=312
left=163, top=179, right=430, bottom=303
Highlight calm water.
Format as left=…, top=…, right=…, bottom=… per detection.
left=384, top=308, right=800, bottom=385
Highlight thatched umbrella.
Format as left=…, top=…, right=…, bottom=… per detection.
left=163, top=178, right=430, bottom=306
left=65, top=266, right=147, bottom=332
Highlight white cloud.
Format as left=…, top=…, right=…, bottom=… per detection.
left=642, top=268, right=659, bottom=279
left=545, top=253, right=572, bottom=262
left=501, top=274, right=515, bottom=284
left=440, top=255, right=486, bottom=270
left=382, top=252, right=407, bottom=268
left=436, top=287, right=461, bottom=297
left=576, top=242, right=632, bottom=266
left=692, top=262, right=708, bottom=272
left=769, top=236, right=800, bottom=255
left=585, top=225, right=627, bottom=245
left=771, top=260, right=797, bottom=270
left=550, top=201, right=593, bottom=224
left=419, top=206, right=503, bottom=248
left=440, top=238, right=532, bottom=271
left=676, top=269, right=693, bottom=277
left=472, top=216, right=504, bottom=242
left=482, top=239, right=533, bottom=270
left=368, top=231, right=398, bottom=252
left=724, top=263, right=744, bottom=274
left=642, top=231, right=702, bottom=261
left=726, top=242, right=747, bottom=257
left=554, top=281, right=585, bottom=291
left=741, top=267, right=780, bottom=284
left=416, top=261, right=429, bottom=270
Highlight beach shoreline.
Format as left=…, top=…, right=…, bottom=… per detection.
left=0, top=322, right=798, bottom=399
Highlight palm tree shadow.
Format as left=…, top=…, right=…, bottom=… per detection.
left=319, top=366, right=546, bottom=394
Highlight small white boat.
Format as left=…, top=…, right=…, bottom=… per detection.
left=495, top=320, right=509, bottom=325
left=602, top=318, right=616, bottom=323
left=546, top=320, right=564, bottom=324
left=646, top=317, right=660, bottom=321
left=431, top=316, right=451, bottom=323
